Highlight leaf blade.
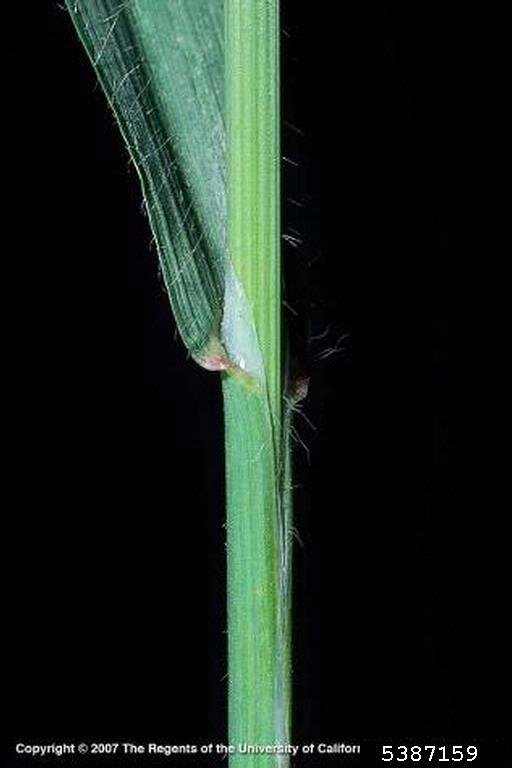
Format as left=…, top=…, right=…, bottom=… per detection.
left=66, top=0, right=226, bottom=356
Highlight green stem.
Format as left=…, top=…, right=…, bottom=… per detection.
left=224, top=2, right=290, bottom=766
left=225, top=0, right=281, bottom=422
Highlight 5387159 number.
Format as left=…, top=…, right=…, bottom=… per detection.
left=382, top=746, right=478, bottom=762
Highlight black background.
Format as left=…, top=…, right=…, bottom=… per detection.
left=8, top=2, right=510, bottom=767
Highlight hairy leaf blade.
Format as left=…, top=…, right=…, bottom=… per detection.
left=66, top=0, right=225, bottom=357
